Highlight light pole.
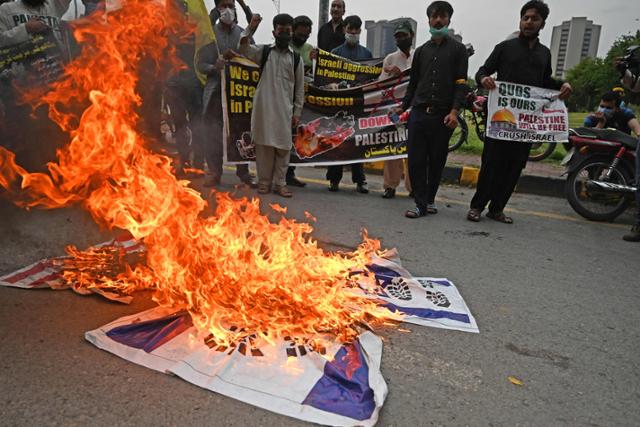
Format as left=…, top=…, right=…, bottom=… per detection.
left=319, top=0, right=329, bottom=26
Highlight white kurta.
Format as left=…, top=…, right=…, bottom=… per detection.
left=239, top=28, right=305, bottom=150
left=379, top=48, right=414, bottom=81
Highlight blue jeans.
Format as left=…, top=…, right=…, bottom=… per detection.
left=636, top=139, right=640, bottom=225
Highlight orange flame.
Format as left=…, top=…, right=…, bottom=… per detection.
left=0, top=0, right=396, bottom=347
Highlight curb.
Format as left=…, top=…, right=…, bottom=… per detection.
left=364, top=163, right=566, bottom=198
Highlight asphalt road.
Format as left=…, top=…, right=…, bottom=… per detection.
left=1, top=167, right=638, bottom=427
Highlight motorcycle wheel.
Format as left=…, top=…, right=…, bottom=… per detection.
left=528, top=142, right=557, bottom=162
left=565, top=156, right=633, bottom=222
left=448, top=114, right=468, bottom=152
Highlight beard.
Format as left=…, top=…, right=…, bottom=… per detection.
left=23, top=0, right=47, bottom=7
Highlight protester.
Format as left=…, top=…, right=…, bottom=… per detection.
left=198, top=0, right=255, bottom=187
left=395, top=2, right=468, bottom=217
left=0, top=0, right=71, bottom=48
left=379, top=20, right=415, bottom=200
left=583, top=91, right=640, bottom=242
left=238, top=13, right=305, bottom=197
left=317, top=0, right=345, bottom=52
left=326, top=14, right=371, bottom=193
left=583, top=91, right=639, bottom=134
left=466, top=0, right=572, bottom=224
left=81, top=0, right=104, bottom=16
left=209, top=0, right=252, bottom=27
left=285, top=14, right=316, bottom=188
left=163, top=0, right=206, bottom=177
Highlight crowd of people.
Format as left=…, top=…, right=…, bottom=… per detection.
left=1, top=0, right=639, bottom=241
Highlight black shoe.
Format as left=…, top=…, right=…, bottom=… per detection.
left=356, top=182, right=369, bottom=194
left=328, top=181, right=340, bottom=192
left=382, top=188, right=396, bottom=199
left=287, top=176, right=307, bottom=187
left=623, top=225, right=640, bottom=242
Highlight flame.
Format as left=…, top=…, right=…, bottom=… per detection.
left=0, top=0, right=397, bottom=347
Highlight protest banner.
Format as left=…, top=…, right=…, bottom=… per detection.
left=0, top=33, right=65, bottom=88
left=313, top=49, right=383, bottom=87
left=223, top=55, right=411, bottom=166
left=486, top=81, right=569, bottom=143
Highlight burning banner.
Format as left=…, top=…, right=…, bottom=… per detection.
left=224, top=56, right=411, bottom=166
left=0, top=1, right=477, bottom=425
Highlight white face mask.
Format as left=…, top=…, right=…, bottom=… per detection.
left=219, top=7, right=236, bottom=25
left=345, top=33, right=360, bottom=45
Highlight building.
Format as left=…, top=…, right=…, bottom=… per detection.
left=365, top=18, right=417, bottom=58
left=550, top=17, right=601, bottom=79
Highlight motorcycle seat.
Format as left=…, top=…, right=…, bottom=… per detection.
left=571, top=127, right=638, bottom=150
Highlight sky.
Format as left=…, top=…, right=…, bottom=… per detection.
left=61, top=0, right=639, bottom=74
left=201, top=0, right=640, bottom=74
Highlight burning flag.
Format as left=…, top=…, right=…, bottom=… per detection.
left=0, top=0, right=394, bottom=347
left=0, top=2, right=477, bottom=424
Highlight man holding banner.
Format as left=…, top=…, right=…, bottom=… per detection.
left=327, top=14, right=372, bottom=193
left=398, top=1, right=468, bottom=218
left=467, top=1, right=571, bottom=224
left=379, top=20, right=414, bottom=200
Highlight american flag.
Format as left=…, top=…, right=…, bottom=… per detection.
left=0, top=235, right=143, bottom=303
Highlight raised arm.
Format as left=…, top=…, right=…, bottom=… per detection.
left=238, top=13, right=263, bottom=63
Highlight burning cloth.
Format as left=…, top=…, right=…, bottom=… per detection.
left=1, top=240, right=477, bottom=426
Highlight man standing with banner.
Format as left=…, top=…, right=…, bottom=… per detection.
left=239, top=13, right=305, bottom=197
left=466, top=0, right=572, bottom=224
left=317, top=0, right=345, bottom=53
left=397, top=1, right=468, bottom=218
left=327, top=14, right=372, bottom=193
left=379, top=20, right=414, bottom=200
left=198, top=0, right=255, bottom=187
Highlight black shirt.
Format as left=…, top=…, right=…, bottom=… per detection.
left=476, top=36, right=562, bottom=90
left=402, top=36, right=469, bottom=112
left=317, top=20, right=345, bottom=52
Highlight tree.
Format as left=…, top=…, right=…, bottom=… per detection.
left=566, top=30, right=640, bottom=111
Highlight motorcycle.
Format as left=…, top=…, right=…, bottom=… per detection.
left=448, top=88, right=487, bottom=152
left=563, top=127, right=637, bottom=222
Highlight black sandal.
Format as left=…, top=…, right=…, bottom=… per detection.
left=405, top=207, right=426, bottom=218
left=486, top=211, right=513, bottom=224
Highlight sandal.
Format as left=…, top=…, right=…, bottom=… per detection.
left=405, top=206, right=426, bottom=218
left=257, top=184, right=270, bottom=194
left=273, top=186, right=293, bottom=198
left=426, top=203, right=438, bottom=214
left=467, top=208, right=481, bottom=222
left=486, top=211, right=513, bottom=224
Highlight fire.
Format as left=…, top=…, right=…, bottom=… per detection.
left=0, top=0, right=397, bottom=347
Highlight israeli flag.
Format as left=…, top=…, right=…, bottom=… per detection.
left=86, top=307, right=388, bottom=427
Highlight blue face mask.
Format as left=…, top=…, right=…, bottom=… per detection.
left=597, top=107, right=614, bottom=118
left=429, top=25, right=449, bottom=38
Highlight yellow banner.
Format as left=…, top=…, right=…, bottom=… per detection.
left=185, top=0, right=216, bottom=84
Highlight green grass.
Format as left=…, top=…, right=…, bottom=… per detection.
left=453, top=112, right=590, bottom=163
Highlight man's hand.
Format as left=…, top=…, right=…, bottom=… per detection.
left=480, top=76, right=496, bottom=90
left=25, top=18, right=48, bottom=34
left=310, top=48, right=318, bottom=61
left=249, top=13, right=262, bottom=32
left=214, top=57, right=225, bottom=71
left=222, top=49, right=240, bottom=60
left=385, top=65, right=402, bottom=77
left=444, top=111, right=459, bottom=129
left=559, top=82, right=572, bottom=100
left=292, top=116, right=300, bottom=128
